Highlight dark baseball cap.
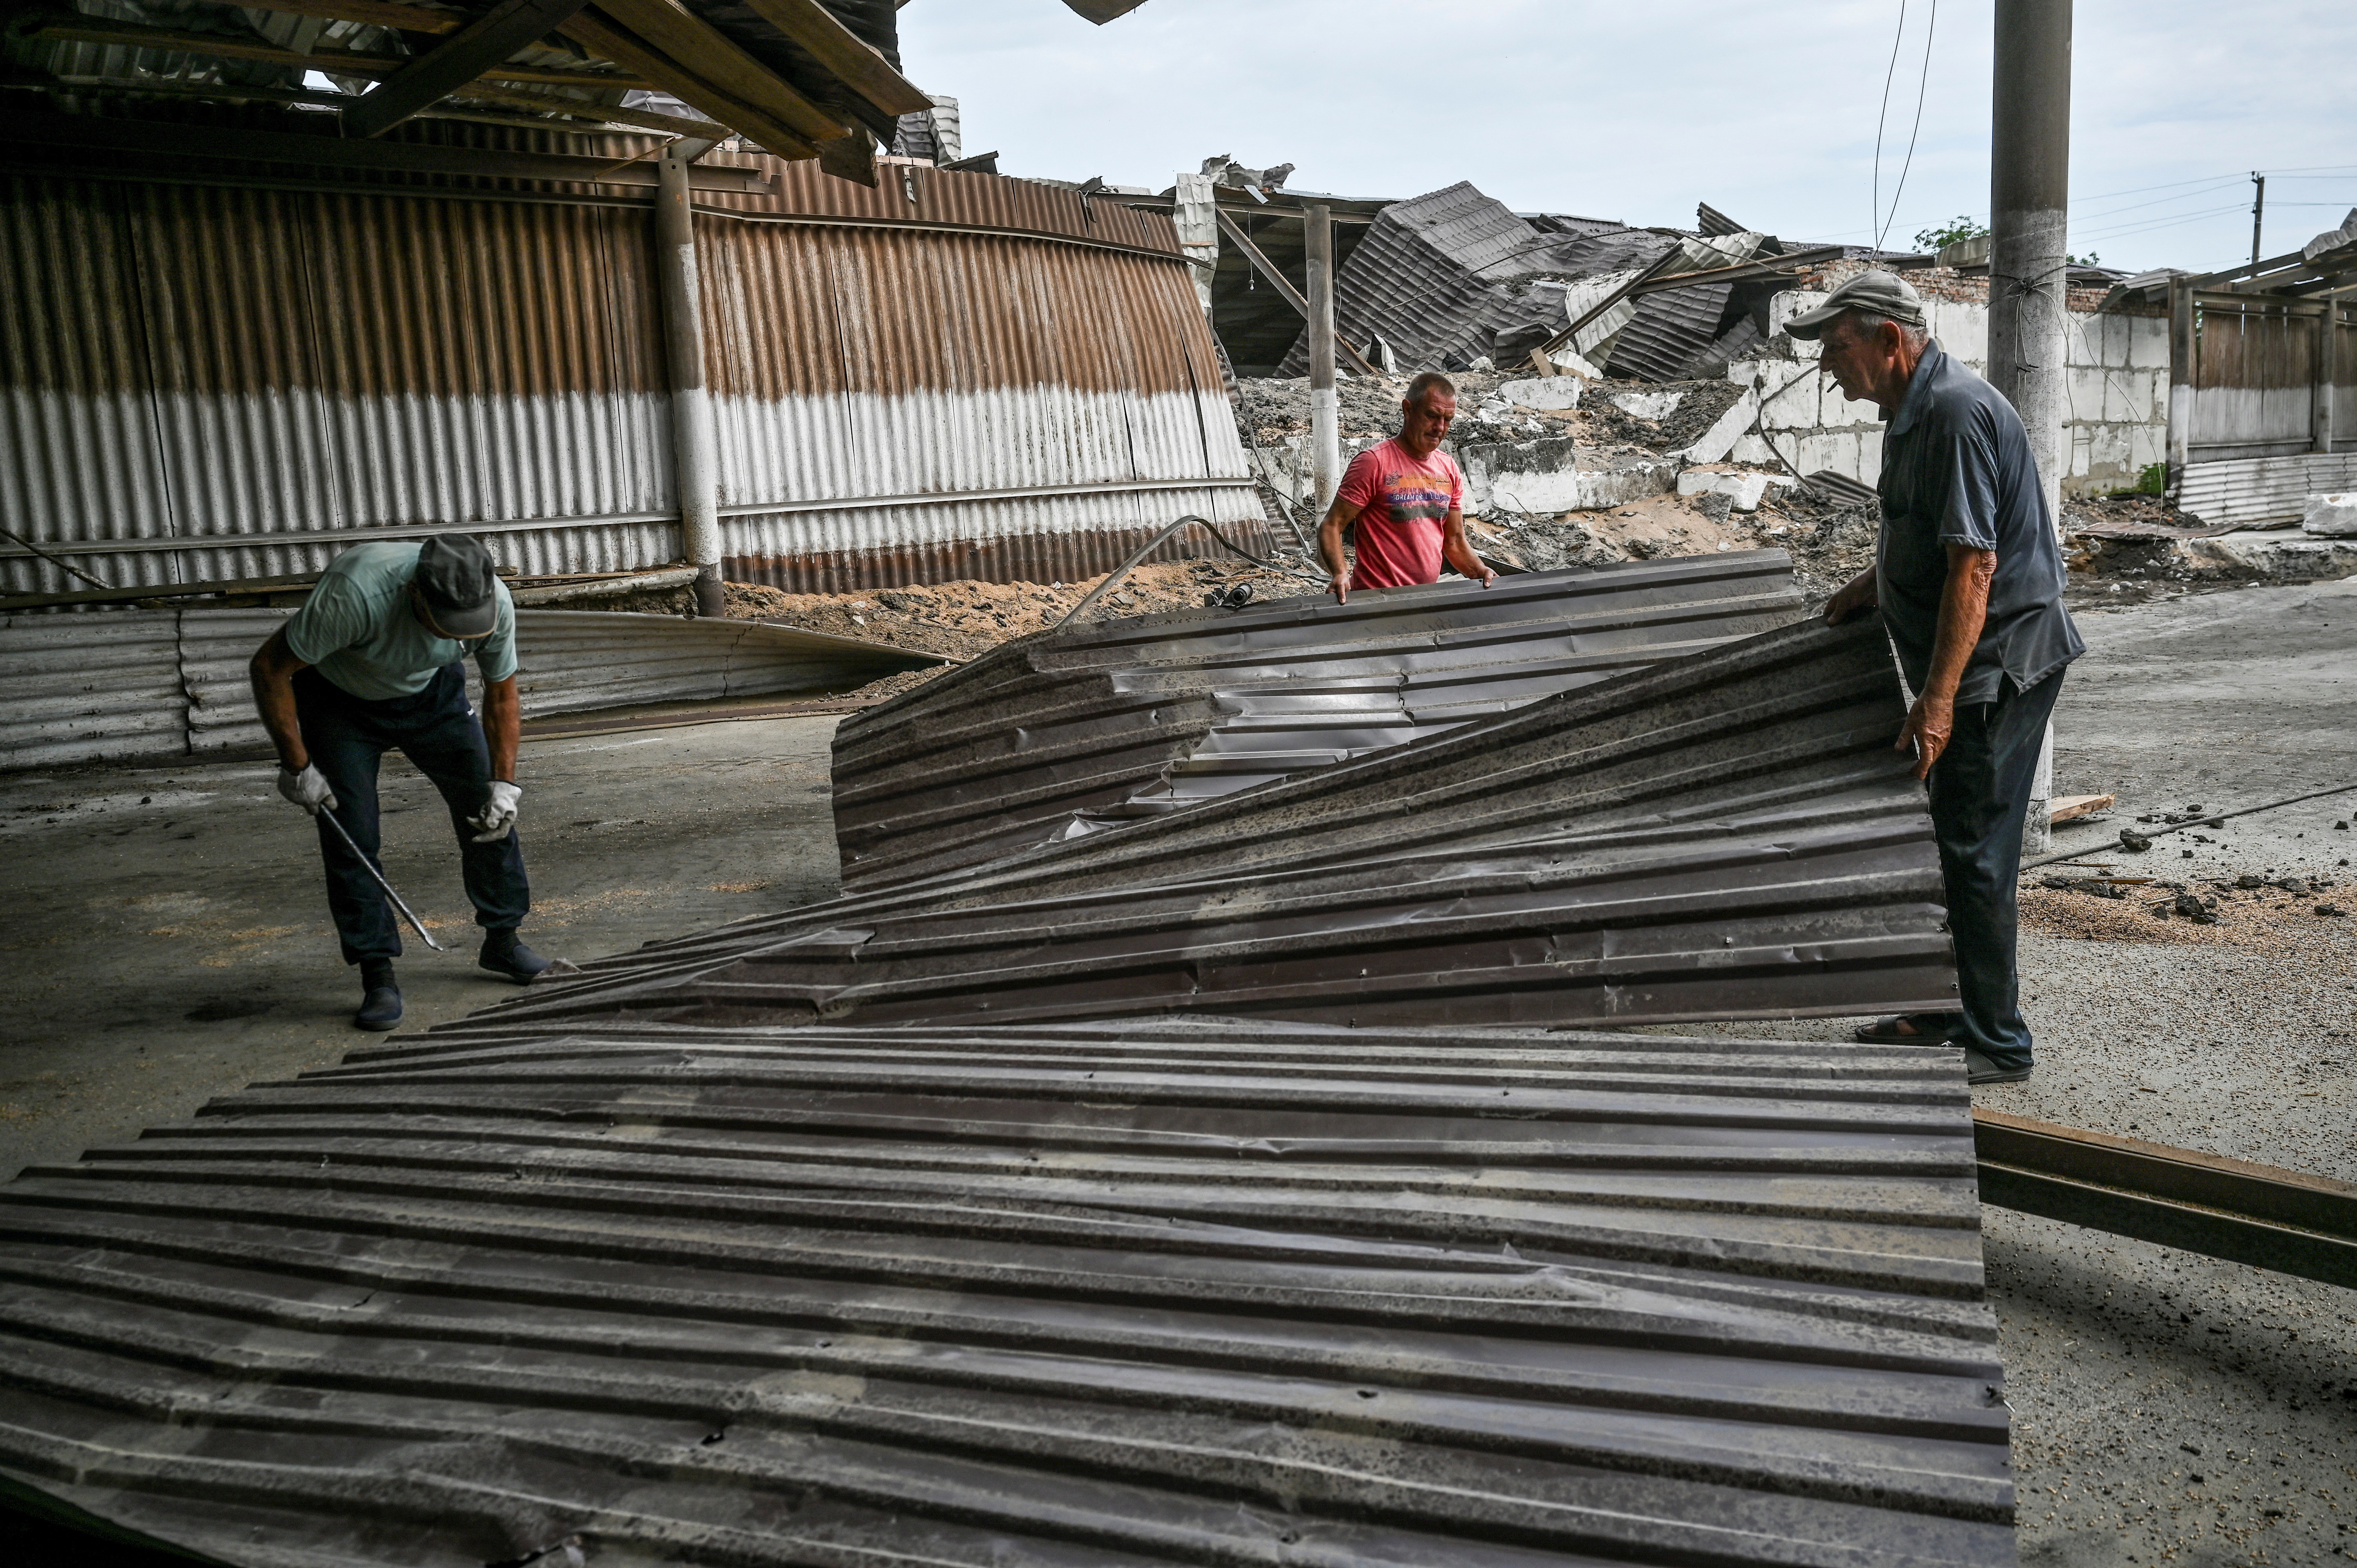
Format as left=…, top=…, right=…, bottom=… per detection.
left=1784, top=268, right=1928, bottom=340
left=413, top=534, right=500, bottom=637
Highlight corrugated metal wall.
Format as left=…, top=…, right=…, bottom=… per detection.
left=0, top=145, right=1261, bottom=599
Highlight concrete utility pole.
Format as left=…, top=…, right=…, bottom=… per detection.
left=1303, top=200, right=1342, bottom=512
left=2250, top=173, right=2266, bottom=270
left=657, top=146, right=725, bottom=618
left=1988, top=0, right=2072, bottom=526
left=1989, top=0, right=2071, bottom=856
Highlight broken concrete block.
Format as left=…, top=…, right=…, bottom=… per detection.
left=1674, top=469, right=1788, bottom=513
left=1498, top=377, right=1582, bottom=412
left=1607, top=391, right=1683, bottom=420
left=1461, top=440, right=1677, bottom=514
left=1673, top=389, right=1761, bottom=464
left=2302, top=492, right=2357, bottom=536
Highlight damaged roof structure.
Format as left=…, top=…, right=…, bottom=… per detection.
left=1176, top=179, right=1882, bottom=384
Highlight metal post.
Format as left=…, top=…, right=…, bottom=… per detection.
left=1988, top=0, right=2072, bottom=527
left=2250, top=173, right=2265, bottom=272
left=2166, top=276, right=2194, bottom=492
left=2315, top=300, right=2337, bottom=455
left=657, top=148, right=724, bottom=618
left=1173, top=171, right=1218, bottom=316
left=1303, top=200, right=1342, bottom=512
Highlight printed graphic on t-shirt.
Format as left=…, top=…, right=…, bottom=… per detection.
left=1337, top=439, right=1464, bottom=590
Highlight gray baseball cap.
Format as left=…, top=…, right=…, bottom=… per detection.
left=413, top=534, right=500, bottom=637
left=1783, top=268, right=1927, bottom=340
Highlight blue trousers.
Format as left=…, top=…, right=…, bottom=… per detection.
left=295, top=663, right=529, bottom=965
left=1915, top=668, right=2066, bottom=1067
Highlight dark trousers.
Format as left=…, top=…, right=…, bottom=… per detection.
left=295, top=663, right=529, bottom=966
left=1916, top=668, right=2065, bottom=1067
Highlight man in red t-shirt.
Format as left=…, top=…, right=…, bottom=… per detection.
left=1318, top=371, right=1495, bottom=603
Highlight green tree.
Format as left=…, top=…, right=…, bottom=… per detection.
left=1914, top=216, right=1988, bottom=251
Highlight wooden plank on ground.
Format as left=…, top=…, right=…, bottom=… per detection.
left=2050, top=794, right=2116, bottom=823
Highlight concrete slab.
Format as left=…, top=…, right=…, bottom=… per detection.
left=2180, top=528, right=2357, bottom=581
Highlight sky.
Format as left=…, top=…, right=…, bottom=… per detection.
left=897, top=0, right=2357, bottom=276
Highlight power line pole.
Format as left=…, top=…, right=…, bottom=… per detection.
left=1988, top=0, right=2072, bottom=529
left=1988, top=0, right=2072, bottom=856
left=1303, top=201, right=1342, bottom=513
left=2250, top=172, right=2266, bottom=269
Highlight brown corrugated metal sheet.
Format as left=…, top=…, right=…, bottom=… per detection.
left=485, top=613, right=1958, bottom=1034
left=0, top=1012, right=2012, bottom=1567
left=832, top=552, right=1804, bottom=888
left=0, top=123, right=1258, bottom=598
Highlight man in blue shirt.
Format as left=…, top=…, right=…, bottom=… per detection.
left=1794, top=271, right=2084, bottom=1084
left=248, top=535, right=554, bottom=1030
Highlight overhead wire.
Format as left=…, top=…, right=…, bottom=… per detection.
left=1876, top=0, right=1938, bottom=252
left=1869, top=0, right=1909, bottom=250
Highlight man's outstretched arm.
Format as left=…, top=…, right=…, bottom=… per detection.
left=1439, top=509, right=1495, bottom=588
left=1318, top=495, right=1364, bottom=602
left=1898, top=543, right=1996, bottom=779
left=248, top=626, right=313, bottom=773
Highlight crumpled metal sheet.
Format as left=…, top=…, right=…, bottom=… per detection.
left=1274, top=184, right=1677, bottom=375
left=0, top=1012, right=2011, bottom=1567
left=492, top=612, right=1957, bottom=1034
left=831, top=551, right=1804, bottom=889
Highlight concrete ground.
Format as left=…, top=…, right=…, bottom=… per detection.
left=2, top=577, right=2353, bottom=1565
left=0, top=716, right=847, bottom=1177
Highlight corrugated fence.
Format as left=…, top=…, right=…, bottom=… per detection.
left=0, top=135, right=1263, bottom=599
left=0, top=607, right=937, bottom=770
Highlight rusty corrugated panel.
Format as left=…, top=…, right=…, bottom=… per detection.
left=0, top=607, right=938, bottom=770
left=485, top=613, right=1956, bottom=1033
left=703, top=153, right=1184, bottom=259
left=0, top=1012, right=2012, bottom=1567
left=0, top=147, right=1255, bottom=596
left=0, top=170, right=673, bottom=596
left=831, top=552, right=1804, bottom=888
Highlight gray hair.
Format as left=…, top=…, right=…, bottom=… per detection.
left=1831, top=308, right=1929, bottom=350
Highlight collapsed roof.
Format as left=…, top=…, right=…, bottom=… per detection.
left=1261, top=189, right=1893, bottom=383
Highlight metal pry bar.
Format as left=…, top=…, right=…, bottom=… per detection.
left=314, top=807, right=447, bottom=953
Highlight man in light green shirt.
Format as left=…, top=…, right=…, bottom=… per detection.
left=249, top=536, right=554, bottom=1030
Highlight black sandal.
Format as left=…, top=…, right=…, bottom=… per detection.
left=1853, top=1015, right=1956, bottom=1045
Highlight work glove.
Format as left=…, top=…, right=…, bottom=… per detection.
left=276, top=763, right=338, bottom=816
left=469, top=780, right=522, bottom=843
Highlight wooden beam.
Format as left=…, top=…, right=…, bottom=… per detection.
left=1214, top=209, right=1379, bottom=378
left=816, top=127, right=877, bottom=187
left=737, top=0, right=931, bottom=119
left=448, top=80, right=717, bottom=138
left=20, top=15, right=646, bottom=87
left=560, top=7, right=818, bottom=160
left=343, top=0, right=598, bottom=139
left=220, top=0, right=468, bottom=35
left=586, top=0, right=848, bottom=144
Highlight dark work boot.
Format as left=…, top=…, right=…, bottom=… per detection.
left=354, top=959, right=403, bottom=1032
left=479, top=928, right=553, bottom=984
